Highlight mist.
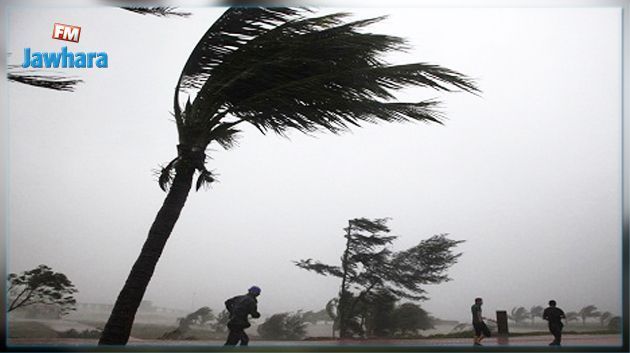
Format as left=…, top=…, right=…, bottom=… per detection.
left=6, top=5, right=622, bottom=326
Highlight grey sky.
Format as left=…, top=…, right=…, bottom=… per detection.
left=5, top=4, right=623, bottom=322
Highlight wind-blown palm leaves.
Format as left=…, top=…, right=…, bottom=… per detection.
left=160, top=8, right=478, bottom=192
left=99, top=7, right=479, bottom=345
left=121, top=7, right=191, bottom=18
left=7, top=65, right=82, bottom=92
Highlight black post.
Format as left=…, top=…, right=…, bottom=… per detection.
left=496, top=310, right=509, bottom=345
left=496, top=310, right=509, bottom=335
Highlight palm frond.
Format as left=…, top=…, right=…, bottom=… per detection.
left=165, top=7, right=480, bottom=193
left=7, top=72, right=82, bottom=92
left=207, top=123, right=241, bottom=149
left=177, top=7, right=308, bottom=91
left=195, top=169, right=216, bottom=191
left=176, top=8, right=479, bottom=146
left=121, top=7, right=191, bottom=18
left=156, top=158, right=178, bottom=191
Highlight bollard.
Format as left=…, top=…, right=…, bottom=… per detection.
left=496, top=310, right=510, bottom=345
left=496, top=310, right=509, bottom=336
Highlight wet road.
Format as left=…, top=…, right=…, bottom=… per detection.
left=8, top=334, right=623, bottom=348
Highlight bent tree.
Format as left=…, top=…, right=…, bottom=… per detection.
left=295, top=218, right=463, bottom=338
left=98, top=7, right=479, bottom=345
left=7, top=264, right=78, bottom=315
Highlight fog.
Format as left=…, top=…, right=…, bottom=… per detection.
left=5, top=3, right=623, bottom=323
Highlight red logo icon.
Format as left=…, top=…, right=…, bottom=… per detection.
left=52, top=23, right=81, bottom=43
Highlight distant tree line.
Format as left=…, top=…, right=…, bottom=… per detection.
left=258, top=312, right=308, bottom=340
left=507, top=304, right=620, bottom=330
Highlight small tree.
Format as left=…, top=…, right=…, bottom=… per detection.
left=257, top=312, right=307, bottom=340
left=599, top=311, right=613, bottom=327
left=210, top=309, right=230, bottom=333
left=565, top=311, right=580, bottom=324
left=578, top=305, right=601, bottom=326
left=529, top=305, right=543, bottom=325
left=509, top=307, right=530, bottom=325
left=161, top=306, right=214, bottom=339
left=351, top=290, right=433, bottom=338
left=607, top=316, right=621, bottom=331
left=392, top=303, right=433, bottom=336
left=7, top=265, right=78, bottom=316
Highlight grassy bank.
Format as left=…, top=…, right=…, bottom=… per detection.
left=10, top=320, right=228, bottom=341
left=8, top=321, right=59, bottom=339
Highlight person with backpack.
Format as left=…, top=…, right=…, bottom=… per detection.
left=224, top=286, right=261, bottom=346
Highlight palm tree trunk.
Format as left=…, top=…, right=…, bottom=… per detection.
left=98, top=159, right=196, bottom=345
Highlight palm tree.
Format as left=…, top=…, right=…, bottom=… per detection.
left=97, top=7, right=479, bottom=345
left=509, top=306, right=530, bottom=325
left=529, top=305, right=543, bottom=325
left=565, top=311, right=580, bottom=324
left=578, top=305, right=601, bottom=326
left=599, top=311, right=613, bottom=327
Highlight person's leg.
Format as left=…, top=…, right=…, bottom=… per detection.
left=225, top=328, right=240, bottom=346
left=473, top=324, right=482, bottom=345
left=240, top=330, right=250, bottom=346
left=549, top=324, right=561, bottom=345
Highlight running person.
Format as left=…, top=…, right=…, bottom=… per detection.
left=224, top=286, right=261, bottom=346
left=543, top=300, right=566, bottom=346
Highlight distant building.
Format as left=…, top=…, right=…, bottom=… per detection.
left=68, top=301, right=188, bottom=324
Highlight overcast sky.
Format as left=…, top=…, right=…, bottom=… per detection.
left=5, top=4, right=623, bottom=322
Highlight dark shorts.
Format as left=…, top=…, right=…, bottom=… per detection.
left=473, top=322, right=491, bottom=337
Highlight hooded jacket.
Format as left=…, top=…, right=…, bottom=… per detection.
left=225, top=293, right=260, bottom=328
